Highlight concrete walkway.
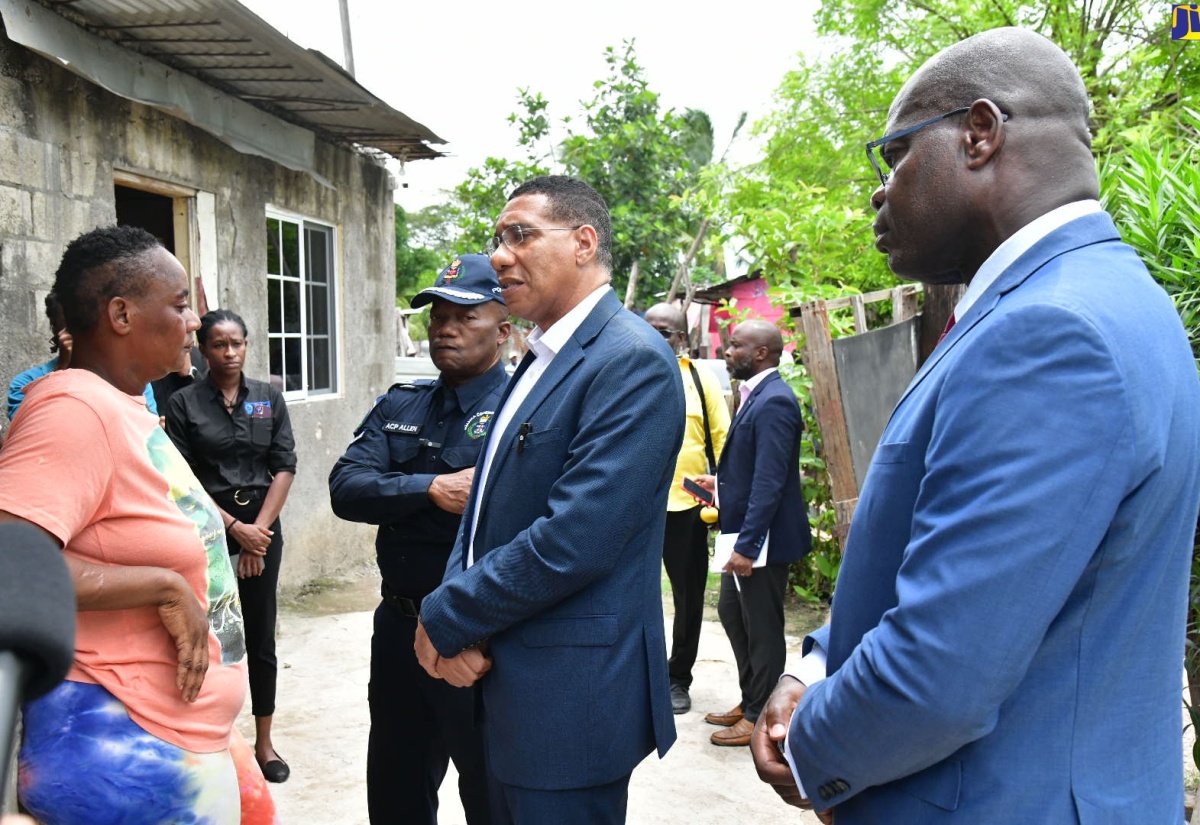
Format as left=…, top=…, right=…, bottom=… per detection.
left=239, top=590, right=823, bottom=824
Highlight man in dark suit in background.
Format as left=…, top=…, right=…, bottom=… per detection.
left=698, top=319, right=811, bottom=747
left=415, top=176, right=684, bottom=824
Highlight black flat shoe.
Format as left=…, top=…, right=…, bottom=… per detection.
left=258, top=755, right=290, bottom=783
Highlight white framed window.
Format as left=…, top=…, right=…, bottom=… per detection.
left=266, top=211, right=338, bottom=398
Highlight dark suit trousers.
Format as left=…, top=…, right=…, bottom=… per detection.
left=222, top=499, right=281, bottom=718
left=367, top=600, right=490, bottom=825
left=717, top=564, right=790, bottom=722
left=486, top=770, right=630, bottom=825
left=662, top=506, right=710, bottom=689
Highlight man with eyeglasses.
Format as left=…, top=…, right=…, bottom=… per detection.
left=329, top=254, right=510, bottom=824
left=751, top=27, right=1200, bottom=825
left=415, top=176, right=685, bottom=824
left=643, top=303, right=729, bottom=716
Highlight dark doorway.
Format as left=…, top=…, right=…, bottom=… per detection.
left=114, top=185, right=175, bottom=250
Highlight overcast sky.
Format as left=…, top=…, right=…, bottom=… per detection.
left=241, top=0, right=824, bottom=212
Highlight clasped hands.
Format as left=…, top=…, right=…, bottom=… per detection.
left=415, top=618, right=491, bottom=687
left=751, top=676, right=833, bottom=824
left=228, top=520, right=271, bottom=577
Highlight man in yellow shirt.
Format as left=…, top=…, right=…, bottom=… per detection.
left=644, top=303, right=730, bottom=714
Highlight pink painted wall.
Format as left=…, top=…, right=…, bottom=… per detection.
left=704, top=277, right=786, bottom=358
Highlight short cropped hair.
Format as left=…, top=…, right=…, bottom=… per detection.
left=52, top=226, right=163, bottom=334
left=198, top=309, right=249, bottom=346
left=509, top=176, right=613, bottom=271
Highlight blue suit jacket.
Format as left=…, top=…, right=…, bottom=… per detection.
left=789, top=212, right=1200, bottom=823
left=716, top=370, right=811, bottom=564
left=420, top=290, right=685, bottom=791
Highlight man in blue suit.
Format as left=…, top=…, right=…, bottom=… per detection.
left=751, top=28, right=1200, bottom=824
left=698, top=320, right=811, bottom=748
left=415, top=176, right=685, bottom=824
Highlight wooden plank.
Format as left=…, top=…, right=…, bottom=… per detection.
left=850, top=294, right=867, bottom=334
left=833, top=498, right=858, bottom=540
left=824, top=286, right=903, bottom=311
left=113, top=168, right=197, bottom=198
left=798, top=300, right=858, bottom=546
left=892, top=284, right=919, bottom=322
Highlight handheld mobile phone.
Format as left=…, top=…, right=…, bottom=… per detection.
left=681, top=477, right=714, bottom=507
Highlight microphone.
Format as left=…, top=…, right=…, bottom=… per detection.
left=0, top=522, right=75, bottom=811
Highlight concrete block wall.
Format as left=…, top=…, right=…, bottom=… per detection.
left=0, top=31, right=391, bottom=586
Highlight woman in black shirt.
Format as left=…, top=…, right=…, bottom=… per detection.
left=166, top=309, right=297, bottom=784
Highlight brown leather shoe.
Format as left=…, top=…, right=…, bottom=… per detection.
left=710, top=716, right=754, bottom=746
left=704, top=704, right=744, bottom=727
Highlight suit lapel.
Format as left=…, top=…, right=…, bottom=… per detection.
left=721, top=371, right=778, bottom=466
left=893, top=212, right=1122, bottom=411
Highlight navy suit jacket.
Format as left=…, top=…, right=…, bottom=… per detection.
left=789, top=212, right=1200, bottom=823
left=716, top=370, right=811, bottom=564
left=420, top=290, right=685, bottom=791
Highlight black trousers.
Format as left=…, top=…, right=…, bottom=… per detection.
left=221, top=497, right=282, bottom=719
left=368, top=599, right=491, bottom=825
left=661, top=506, right=710, bottom=689
left=716, top=563, right=790, bottom=722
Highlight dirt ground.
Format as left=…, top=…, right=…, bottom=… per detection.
left=244, top=572, right=828, bottom=824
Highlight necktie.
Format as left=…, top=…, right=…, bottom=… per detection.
left=936, top=313, right=957, bottom=346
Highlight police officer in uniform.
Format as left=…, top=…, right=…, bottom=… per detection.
left=329, top=254, right=510, bottom=824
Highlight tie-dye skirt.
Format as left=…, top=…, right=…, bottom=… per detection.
left=18, top=680, right=277, bottom=825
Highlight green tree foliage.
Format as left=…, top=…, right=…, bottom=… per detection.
left=725, top=0, right=1198, bottom=604
left=560, top=42, right=709, bottom=304
left=1099, top=108, right=1200, bottom=359
left=445, top=90, right=554, bottom=256
left=429, top=41, right=710, bottom=307
left=723, top=0, right=1199, bottom=311
left=394, top=204, right=441, bottom=305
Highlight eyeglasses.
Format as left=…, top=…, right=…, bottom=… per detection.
left=486, top=224, right=582, bottom=257
left=655, top=328, right=684, bottom=339
left=865, top=106, right=1009, bottom=188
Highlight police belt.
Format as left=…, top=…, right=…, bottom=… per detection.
left=381, top=582, right=424, bottom=618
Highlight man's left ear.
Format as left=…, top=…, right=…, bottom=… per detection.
left=964, top=99, right=1006, bottom=171
left=574, top=225, right=599, bottom=266
left=108, top=296, right=133, bottom=336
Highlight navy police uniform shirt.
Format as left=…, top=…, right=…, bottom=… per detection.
left=328, top=361, right=508, bottom=597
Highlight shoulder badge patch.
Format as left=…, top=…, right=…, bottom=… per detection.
left=464, top=411, right=494, bottom=440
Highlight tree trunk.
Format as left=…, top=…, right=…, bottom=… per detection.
left=623, top=259, right=640, bottom=309
left=667, top=218, right=710, bottom=304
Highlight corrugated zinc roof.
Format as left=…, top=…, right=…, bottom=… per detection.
left=38, top=0, right=445, bottom=161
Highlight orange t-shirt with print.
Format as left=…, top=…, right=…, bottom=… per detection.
left=0, top=369, right=247, bottom=752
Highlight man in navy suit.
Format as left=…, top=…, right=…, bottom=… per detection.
left=414, top=176, right=684, bottom=824
left=697, top=320, right=811, bottom=748
left=751, top=28, right=1200, bottom=824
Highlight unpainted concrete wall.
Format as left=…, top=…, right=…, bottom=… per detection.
left=0, top=30, right=389, bottom=587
